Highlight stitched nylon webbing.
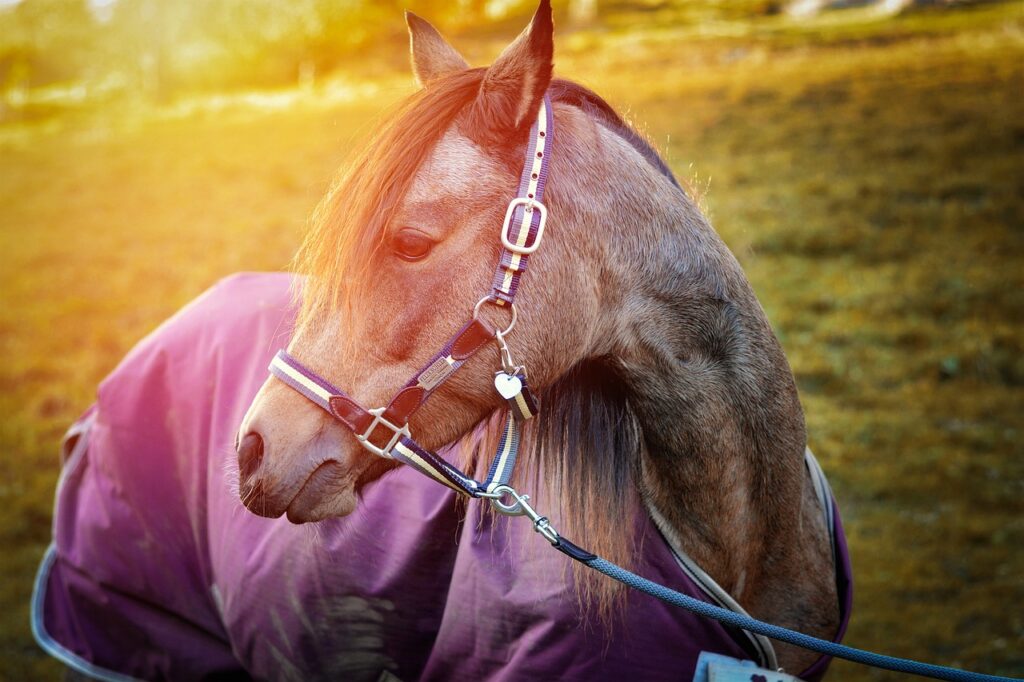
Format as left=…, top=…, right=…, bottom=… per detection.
left=489, top=95, right=553, bottom=305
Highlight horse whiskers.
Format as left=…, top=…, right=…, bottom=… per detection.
left=220, top=448, right=242, bottom=498
left=300, top=517, right=328, bottom=549
left=223, top=450, right=275, bottom=527
left=219, top=440, right=275, bottom=517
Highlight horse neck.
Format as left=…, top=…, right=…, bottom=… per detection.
left=602, top=183, right=809, bottom=602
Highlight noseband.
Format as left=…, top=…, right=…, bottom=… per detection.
left=267, top=94, right=585, bottom=548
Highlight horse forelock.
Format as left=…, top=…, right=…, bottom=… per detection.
left=294, top=68, right=487, bottom=331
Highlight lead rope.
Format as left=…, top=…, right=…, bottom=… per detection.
left=482, top=484, right=1019, bottom=682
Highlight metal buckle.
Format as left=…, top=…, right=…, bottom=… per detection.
left=500, top=198, right=547, bottom=255
left=356, top=407, right=411, bottom=459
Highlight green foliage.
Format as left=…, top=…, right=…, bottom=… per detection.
left=1, top=2, right=1022, bottom=680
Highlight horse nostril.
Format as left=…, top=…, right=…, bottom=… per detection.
left=237, top=432, right=265, bottom=481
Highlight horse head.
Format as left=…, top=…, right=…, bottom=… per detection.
left=238, top=1, right=621, bottom=522
left=235, top=4, right=808, bottom=607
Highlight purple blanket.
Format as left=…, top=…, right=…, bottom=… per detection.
left=32, top=273, right=851, bottom=681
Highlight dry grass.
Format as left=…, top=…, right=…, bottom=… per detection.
left=1, top=3, right=1022, bottom=679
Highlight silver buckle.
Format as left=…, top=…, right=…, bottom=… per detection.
left=500, top=198, right=547, bottom=255
left=356, top=407, right=411, bottom=459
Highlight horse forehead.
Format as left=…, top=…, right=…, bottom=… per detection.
left=405, top=130, right=505, bottom=204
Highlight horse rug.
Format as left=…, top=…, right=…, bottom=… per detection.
left=32, top=272, right=852, bottom=681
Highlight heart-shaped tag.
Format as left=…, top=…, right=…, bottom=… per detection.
left=494, top=372, right=523, bottom=400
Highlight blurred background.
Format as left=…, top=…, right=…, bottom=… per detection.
left=1, top=0, right=1022, bottom=679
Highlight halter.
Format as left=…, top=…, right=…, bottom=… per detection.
left=267, top=94, right=583, bottom=540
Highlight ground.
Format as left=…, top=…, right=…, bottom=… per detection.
left=0, top=3, right=1021, bottom=680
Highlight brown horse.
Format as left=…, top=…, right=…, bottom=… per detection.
left=238, top=1, right=839, bottom=672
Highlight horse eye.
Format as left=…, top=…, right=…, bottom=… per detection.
left=391, top=229, right=434, bottom=262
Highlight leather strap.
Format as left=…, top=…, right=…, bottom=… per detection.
left=382, top=318, right=495, bottom=425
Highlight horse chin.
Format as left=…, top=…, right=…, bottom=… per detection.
left=285, top=460, right=359, bottom=523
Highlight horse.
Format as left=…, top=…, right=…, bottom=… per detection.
left=237, top=0, right=846, bottom=676
left=32, top=2, right=851, bottom=680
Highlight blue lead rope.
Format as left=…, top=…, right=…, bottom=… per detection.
left=480, top=448, right=1019, bottom=682
left=576, top=555, right=1019, bottom=682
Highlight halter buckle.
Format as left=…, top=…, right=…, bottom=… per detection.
left=500, top=198, right=547, bottom=255
left=356, top=407, right=411, bottom=459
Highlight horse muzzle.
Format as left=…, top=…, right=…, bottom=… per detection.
left=236, top=378, right=386, bottom=522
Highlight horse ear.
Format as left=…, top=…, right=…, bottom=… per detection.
left=406, top=11, right=470, bottom=87
left=472, top=0, right=554, bottom=141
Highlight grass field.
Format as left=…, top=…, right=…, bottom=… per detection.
left=1, top=3, right=1022, bottom=679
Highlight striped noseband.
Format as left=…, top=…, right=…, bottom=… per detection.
left=267, top=96, right=556, bottom=509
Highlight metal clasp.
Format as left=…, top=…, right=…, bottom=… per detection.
left=500, top=198, right=547, bottom=255
left=495, top=330, right=518, bottom=375
left=473, top=296, right=521, bottom=374
left=356, top=407, right=411, bottom=459
left=480, top=484, right=560, bottom=545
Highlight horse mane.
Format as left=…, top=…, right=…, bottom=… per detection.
left=295, top=69, right=678, bottom=620
left=457, top=358, right=645, bottom=622
left=546, top=79, right=680, bottom=189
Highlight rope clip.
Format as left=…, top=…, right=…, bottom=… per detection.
left=495, top=331, right=519, bottom=376
left=479, top=484, right=560, bottom=545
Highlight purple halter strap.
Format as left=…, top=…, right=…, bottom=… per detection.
left=490, top=95, right=553, bottom=305
left=268, top=95, right=552, bottom=498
